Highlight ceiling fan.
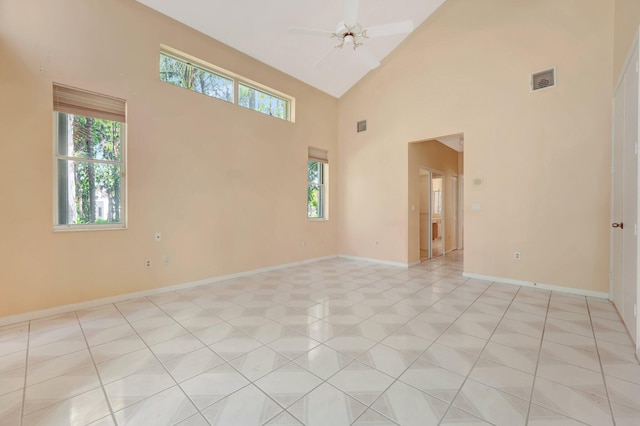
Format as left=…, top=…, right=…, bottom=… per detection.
left=289, top=0, right=414, bottom=69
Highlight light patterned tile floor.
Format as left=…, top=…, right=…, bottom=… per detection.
left=1, top=251, right=640, bottom=425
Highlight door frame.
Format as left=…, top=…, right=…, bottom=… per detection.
left=419, top=167, right=446, bottom=258
left=610, top=26, right=640, bottom=356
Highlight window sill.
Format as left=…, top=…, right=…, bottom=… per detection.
left=53, top=224, right=127, bottom=232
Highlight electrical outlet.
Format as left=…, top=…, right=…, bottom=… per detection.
left=514, top=251, right=521, bottom=260
left=145, top=259, right=151, bottom=268
left=154, top=232, right=161, bottom=242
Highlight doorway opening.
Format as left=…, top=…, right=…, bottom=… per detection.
left=410, top=136, right=464, bottom=264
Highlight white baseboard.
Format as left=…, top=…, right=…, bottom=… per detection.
left=0, top=255, right=338, bottom=327
left=337, top=255, right=412, bottom=268
left=462, top=272, right=609, bottom=299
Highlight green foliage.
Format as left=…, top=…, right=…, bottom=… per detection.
left=64, top=113, right=122, bottom=224
left=238, top=84, right=288, bottom=119
left=307, top=161, right=322, bottom=218
left=159, top=53, right=287, bottom=120
left=159, top=53, right=233, bottom=102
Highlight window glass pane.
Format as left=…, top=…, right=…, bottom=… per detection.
left=238, top=83, right=288, bottom=120
left=160, top=53, right=233, bottom=102
left=57, top=160, right=122, bottom=225
left=308, top=185, right=322, bottom=218
left=308, top=161, right=321, bottom=184
left=57, top=113, right=122, bottom=161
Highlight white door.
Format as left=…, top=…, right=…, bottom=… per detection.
left=452, top=176, right=458, bottom=250
left=431, top=173, right=444, bottom=257
left=612, top=82, right=624, bottom=312
left=459, top=175, right=464, bottom=250
left=611, top=40, right=639, bottom=344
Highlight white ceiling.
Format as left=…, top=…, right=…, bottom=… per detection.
left=437, top=134, right=464, bottom=152
left=136, top=0, right=446, bottom=98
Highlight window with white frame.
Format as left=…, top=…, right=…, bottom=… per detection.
left=308, top=147, right=328, bottom=219
left=238, top=83, right=288, bottom=120
left=159, top=47, right=292, bottom=121
left=159, top=52, right=233, bottom=103
left=53, top=84, right=126, bottom=230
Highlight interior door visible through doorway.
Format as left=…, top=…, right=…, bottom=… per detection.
left=452, top=176, right=458, bottom=250
left=611, top=37, right=639, bottom=346
left=419, top=169, right=445, bottom=260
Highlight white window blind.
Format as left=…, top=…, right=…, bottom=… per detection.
left=308, top=147, right=328, bottom=164
left=53, top=84, right=126, bottom=123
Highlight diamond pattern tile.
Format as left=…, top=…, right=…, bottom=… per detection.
left=2, top=252, right=637, bottom=425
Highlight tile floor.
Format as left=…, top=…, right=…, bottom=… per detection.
left=2, top=252, right=640, bottom=425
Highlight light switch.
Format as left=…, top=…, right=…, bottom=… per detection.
left=472, top=204, right=481, bottom=212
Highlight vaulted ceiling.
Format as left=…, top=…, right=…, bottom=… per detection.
left=136, top=0, right=446, bottom=98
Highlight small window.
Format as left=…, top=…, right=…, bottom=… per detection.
left=308, top=147, right=328, bottom=220
left=238, top=83, right=289, bottom=120
left=159, top=47, right=294, bottom=122
left=53, top=84, right=126, bottom=230
left=160, top=53, right=233, bottom=102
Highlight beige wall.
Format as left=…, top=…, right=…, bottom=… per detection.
left=0, top=0, right=338, bottom=317
left=409, top=141, right=461, bottom=263
left=338, top=0, right=614, bottom=292
left=614, top=0, right=640, bottom=80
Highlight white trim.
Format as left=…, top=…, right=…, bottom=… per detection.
left=52, top=111, right=127, bottom=231
left=0, top=255, right=337, bottom=326
left=337, top=255, right=412, bottom=268
left=463, top=272, right=609, bottom=299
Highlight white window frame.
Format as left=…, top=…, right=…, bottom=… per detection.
left=307, top=147, right=329, bottom=221
left=159, top=45, right=295, bottom=122
left=52, top=88, right=127, bottom=232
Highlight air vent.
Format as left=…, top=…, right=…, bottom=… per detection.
left=531, top=67, right=556, bottom=92
left=357, top=120, right=367, bottom=133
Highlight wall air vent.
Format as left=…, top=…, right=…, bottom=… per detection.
left=531, top=67, right=556, bottom=92
left=357, top=120, right=367, bottom=133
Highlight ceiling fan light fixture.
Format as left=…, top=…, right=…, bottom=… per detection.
left=344, top=33, right=355, bottom=46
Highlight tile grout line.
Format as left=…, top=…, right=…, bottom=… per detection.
left=146, top=290, right=328, bottom=424
left=523, top=288, right=552, bottom=425
left=18, top=321, right=30, bottom=426
left=346, top=262, right=467, bottom=425
left=76, top=309, right=119, bottom=426
left=92, top=301, right=194, bottom=423
left=436, top=281, right=526, bottom=425
left=125, top=296, right=224, bottom=426
left=585, top=298, right=618, bottom=426
left=276, top=258, right=463, bottom=425
left=342, top=265, right=485, bottom=424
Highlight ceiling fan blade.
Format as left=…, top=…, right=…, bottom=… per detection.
left=313, top=45, right=338, bottom=68
left=355, top=46, right=380, bottom=69
left=364, top=20, right=414, bottom=38
left=288, top=27, right=334, bottom=38
left=344, top=0, right=359, bottom=27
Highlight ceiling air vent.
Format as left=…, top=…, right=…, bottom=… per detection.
left=357, top=120, right=367, bottom=133
left=531, top=67, right=556, bottom=92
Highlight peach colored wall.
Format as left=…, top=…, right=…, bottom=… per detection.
left=614, top=0, right=640, bottom=80
left=408, top=141, right=460, bottom=263
left=0, top=0, right=338, bottom=317
left=338, top=0, right=614, bottom=292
